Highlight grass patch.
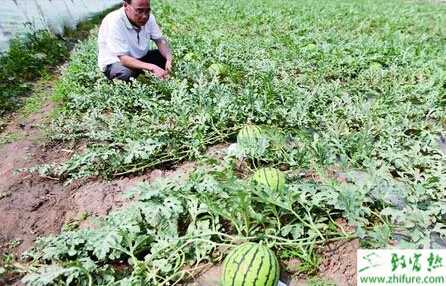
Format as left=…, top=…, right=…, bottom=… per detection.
left=0, top=31, right=68, bottom=117
left=0, top=132, right=22, bottom=146
left=18, top=73, right=61, bottom=117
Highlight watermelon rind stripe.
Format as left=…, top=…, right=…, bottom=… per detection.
left=223, top=251, right=235, bottom=284
left=237, top=125, right=265, bottom=150
left=250, top=248, right=266, bottom=286
left=223, top=245, right=243, bottom=284
left=240, top=245, right=261, bottom=286
left=255, top=127, right=261, bottom=138
left=247, top=128, right=253, bottom=145
left=231, top=244, right=257, bottom=286
left=274, top=169, right=279, bottom=192
left=223, top=244, right=252, bottom=285
left=263, top=168, right=271, bottom=189
left=264, top=247, right=273, bottom=286
left=224, top=245, right=243, bottom=269
left=271, top=251, right=279, bottom=286
left=226, top=244, right=255, bottom=286
left=251, top=127, right=260, bottom=144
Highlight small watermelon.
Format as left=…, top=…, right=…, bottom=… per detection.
left=184, top=52, right=195, bottom=62
left=237, top=125, right=263, bottom=149
left=369, top=62, right=383, bottom=71
left=208, top=63, right=227, bottom=76
left=305, top=43, right=318, bottom=51
left=222, top=243, right=280, bottom=286
left=252, top=167, right=286, bottom=192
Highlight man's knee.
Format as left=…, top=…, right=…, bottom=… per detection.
left=105, top=63, right=138, bottom=81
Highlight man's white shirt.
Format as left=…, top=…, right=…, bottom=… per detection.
left=98, top=7, right=163, bottom=71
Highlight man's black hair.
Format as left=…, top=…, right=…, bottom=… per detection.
left=123, top=0, right=150, bottom=5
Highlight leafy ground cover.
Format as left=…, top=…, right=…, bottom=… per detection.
left=7, top=0, right=446, bottom=284
left=0, top=30, right=68, bottom=118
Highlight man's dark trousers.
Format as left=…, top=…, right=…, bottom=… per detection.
left=104, top=50, right=166, bottom=81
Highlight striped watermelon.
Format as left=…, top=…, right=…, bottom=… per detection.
left=208, top=63, right=227, bottom=76
left=237, top=125, right=263, bottom=149
left=253, top=167, right=286, bottom=192
left=222, top=243, right=280, bottom=286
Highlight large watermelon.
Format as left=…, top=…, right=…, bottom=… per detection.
left=252, top=167, right=286, bottom=192
left=237, top=125, right=264, bottom=149
left=222, top=243, right=280, bottom=286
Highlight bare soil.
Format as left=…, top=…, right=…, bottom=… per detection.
left=315, top=238, right=358, bottom=285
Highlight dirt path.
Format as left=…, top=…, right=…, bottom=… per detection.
left=0, top=82, right=61, bottom=255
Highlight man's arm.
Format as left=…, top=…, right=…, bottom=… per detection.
left=118, top=55, right=167, bottom=79
left=154, top=37, right=173, bottom=73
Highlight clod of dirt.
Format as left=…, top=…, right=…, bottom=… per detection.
left=184, top=265, right=222, bottom=286
left=317, top=238, right=359, bottom=286
left=283, top=258, right=302, bottom=274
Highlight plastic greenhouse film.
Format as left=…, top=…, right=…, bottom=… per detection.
left=0, top=0, right=121, bottom=52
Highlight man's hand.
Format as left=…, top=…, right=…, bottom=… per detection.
left=146, top=63, right=168, bottom=79
left=154, top=37, right=173, bottom=74
left=165, top=58, right=173, bottom=74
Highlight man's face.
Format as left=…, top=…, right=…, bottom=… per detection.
left=124, top=0, right=151, bottom=27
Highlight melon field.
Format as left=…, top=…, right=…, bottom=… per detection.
left=1, top=0, right=446, bottom=285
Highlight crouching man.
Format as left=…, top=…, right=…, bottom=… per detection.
left=98, top=0, right=172, bottom=81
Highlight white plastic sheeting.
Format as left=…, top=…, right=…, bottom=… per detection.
left=0, top=0, right=122, bottom=52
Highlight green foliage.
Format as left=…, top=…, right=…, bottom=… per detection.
left=0, top=241, right=25, bottom=285
left=279, top=243, right=321, bottom=274
left=22, top=162, right=354, bottom=285
left=0, top=30, right=68, bottom=116
left=39, top=0, right=446, bottom=184
left=21, top=161, right=445, bottom=284
left=0, top=131, right=21, bottom=146
left=23, top=178, right=217, bottom=285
